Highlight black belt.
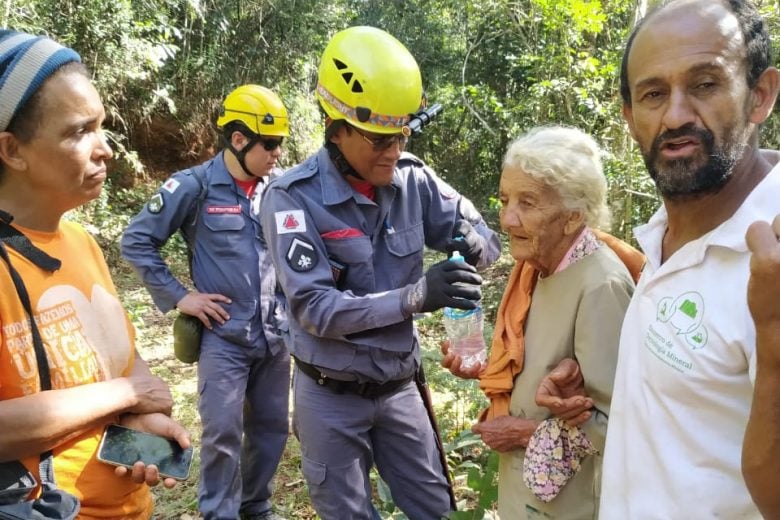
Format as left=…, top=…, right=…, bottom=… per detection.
left=294, top=357, right=413, bottom=398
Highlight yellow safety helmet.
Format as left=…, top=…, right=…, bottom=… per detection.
left=316, top=26, right=423, bottom=135
left=217, top=84, right=289, bottom=137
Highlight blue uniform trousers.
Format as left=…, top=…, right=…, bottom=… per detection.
left=293, top=368, right=451, bottom=520
left=197, top=329, right=290, bottom=519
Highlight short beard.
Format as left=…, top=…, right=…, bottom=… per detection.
left=644, top=124, right=744, bottom=200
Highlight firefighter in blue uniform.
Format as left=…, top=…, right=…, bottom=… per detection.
left=260, top=27, right=501, bottom=520
left=121, top=85, right=290, bottom=520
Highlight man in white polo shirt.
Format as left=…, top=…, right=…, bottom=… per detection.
left=596, top=0, right=780, bottom=517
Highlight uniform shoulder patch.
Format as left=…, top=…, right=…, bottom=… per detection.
left=286, top=238, right=318, bottom=272
left=275, top=209, right=306, bottom=234
left=162, top=178, right=180, bottom=194
left=147, top=193, right=164, bottom=214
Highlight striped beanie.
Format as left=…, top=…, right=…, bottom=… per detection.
left=0, top=30, right=81, bottom=132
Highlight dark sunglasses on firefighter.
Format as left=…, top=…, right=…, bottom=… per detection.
left=223, top=108, right=284, bottom=151
left=348, top=123, right=408, bottom=152
left=256, top=135, right=284, bottom=151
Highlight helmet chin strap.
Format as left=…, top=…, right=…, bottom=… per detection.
left=226, top=132, right=262, bottom=178
left=324, top=119, right=364, bottom=181
left=326, top=140, right=364, bottom=180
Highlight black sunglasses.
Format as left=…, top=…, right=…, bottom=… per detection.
left=348, top=124, right=408, bottom=152
left=258, top=136, right=284, bottom=151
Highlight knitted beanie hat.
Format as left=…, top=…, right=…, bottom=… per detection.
left=0, top=30, right=81, bottom=132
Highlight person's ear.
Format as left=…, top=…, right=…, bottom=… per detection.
left=748, top=66, right=780, bottom=125
left=230, top=131, right=248, bottom=151
left=564, top=210, right=586, bottom=236
left=0, top=132, right=27, bottom=172
left=329, top=124, right=347, bottom=145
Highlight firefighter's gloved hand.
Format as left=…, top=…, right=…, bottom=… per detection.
left=401, top=259, right=482, bottom=315
left=446, top=219, right=484, bottom=266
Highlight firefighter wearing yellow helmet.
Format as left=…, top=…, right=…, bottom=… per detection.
left=217, top=84, right=289, bottom=177
left=315, top=26, right=423, bottom=135
left=122, top=85, right=292, bottom=520
left=260, top=26, right=500, bottom=520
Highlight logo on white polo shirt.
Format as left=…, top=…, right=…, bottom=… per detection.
left=657, top=292, right=708, bottom=350
left=645, top=291, right=709, bottom=374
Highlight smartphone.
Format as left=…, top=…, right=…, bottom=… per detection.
left=97, top=424, right=193, bottom=480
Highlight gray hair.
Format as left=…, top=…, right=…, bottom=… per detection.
left=502, top=125, right=611, bottom=230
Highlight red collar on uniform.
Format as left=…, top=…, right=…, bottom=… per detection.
left=235, top=177, right=259, bottom=198
left=346, top=175, right=375, bottom=201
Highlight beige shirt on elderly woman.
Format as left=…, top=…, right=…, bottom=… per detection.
left=498, top=246, right=634, bottom=520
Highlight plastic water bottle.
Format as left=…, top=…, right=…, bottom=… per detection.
left=442, top=251, right=487, bottom=369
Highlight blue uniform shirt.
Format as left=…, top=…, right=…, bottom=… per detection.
left=260, top=147, right=499, bottom=382
left=121, top=152, right=286, bottom=353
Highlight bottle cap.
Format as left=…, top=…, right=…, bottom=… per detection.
left=444, top=306, right=477, bottom=319
left=449, top=250, right=464, bottom=262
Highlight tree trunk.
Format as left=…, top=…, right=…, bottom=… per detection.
left=2, top=0, right=11, bottom=26
left=634, top=0, right=650, bottom=26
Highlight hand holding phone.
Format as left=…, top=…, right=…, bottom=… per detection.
left=97, top=424, right=194, bottom=481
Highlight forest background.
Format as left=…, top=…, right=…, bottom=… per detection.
left=5, top=0, right=780, bottom=518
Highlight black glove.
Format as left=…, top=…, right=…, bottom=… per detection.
left=402, top=259, right=482, bottom=315
left=445, top=219, right=484, bottom=266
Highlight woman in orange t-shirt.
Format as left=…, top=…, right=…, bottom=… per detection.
left=0, top=30, right=189, bottom=519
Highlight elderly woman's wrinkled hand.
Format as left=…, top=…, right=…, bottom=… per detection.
left=472, top=415, right=539, bottom=451
left=535, top=358, right=594, bottom=427
left=440, top=340, right=485, bottom=379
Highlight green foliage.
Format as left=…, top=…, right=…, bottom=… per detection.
left=3, top=0, right=180, bottom=178
left=9, top=0, right=780, bottom=235
left=448, top=442, right=500, bottom=519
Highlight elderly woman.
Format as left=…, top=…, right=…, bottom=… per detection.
left=444, top=125, right=643, bottom=519
left=0, top=30, right=188, bottom=518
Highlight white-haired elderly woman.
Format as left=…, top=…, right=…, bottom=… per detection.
left=443, top=125, right=643, bottom=519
